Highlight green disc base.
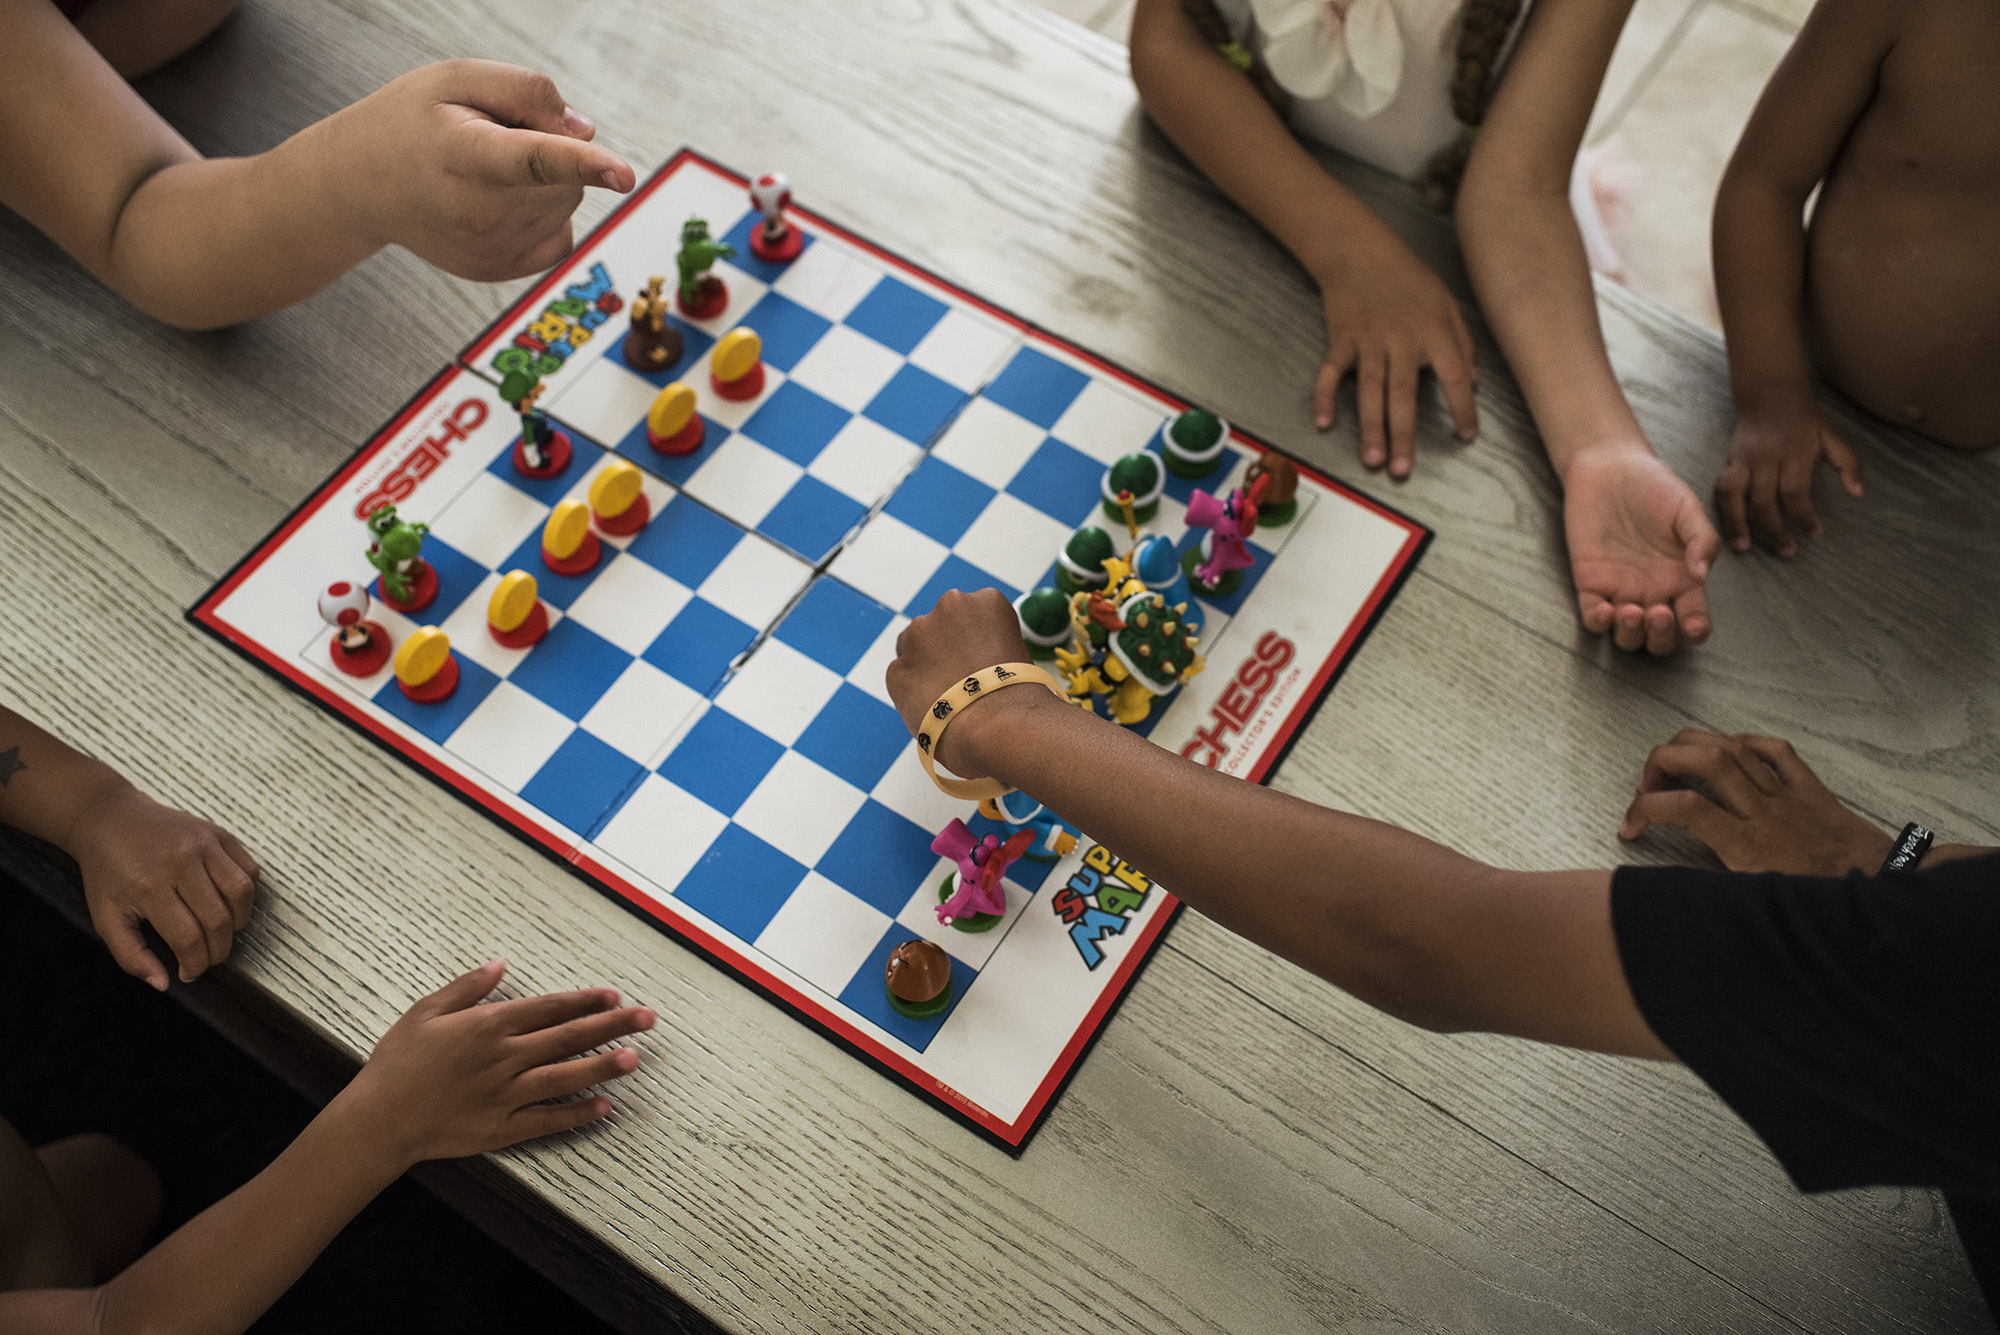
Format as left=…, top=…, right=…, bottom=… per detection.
left=888, top=981, right=954, bottom=1019
left=1162, top=448, right=1225, bottom=480
left=1181, top=545, right=1242, bottom=597
left=938, top=874, right=1002, bottom=933
left=1256, top=497, right=1297, bottom=526
left=1102, top=498, right=1161, bottom=526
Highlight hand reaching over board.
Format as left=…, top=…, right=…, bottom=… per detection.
left=885, top=588, right=1038, bottom=781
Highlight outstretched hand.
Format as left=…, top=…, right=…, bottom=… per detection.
left=338, top=961, right=654, bottom=1168
left=1311, top=236, right=1479, bottom=479
left=1618, top=729, right=1890, bottom=876
left=330, top=59, right=636, bottom=282
left=68, top=785, right=259, bottom=990
left=1713, top=400, right=1863, bottom=557
left=1563, top=445, right=1721, bottom=654
left=885, top=588, right=1037, bottom=779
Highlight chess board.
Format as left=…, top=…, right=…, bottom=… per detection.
left=193, top=150, right=1430, bottom=1151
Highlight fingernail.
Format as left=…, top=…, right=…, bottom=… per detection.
left=151, top=976, right=168, bottom=992
left=636, top=1008, right=657, bottom=1028
left=1692, top=560, right=1709, bottom=578
left=1733, top=538, right=1749, bottom=551
left=562, top=105, right=593, bottom=135
left=1314, top=414, right=1331, bottom=429
left=599, top=168, right=623, bottom=190
left=1364, top=450, right=1384, bottom=466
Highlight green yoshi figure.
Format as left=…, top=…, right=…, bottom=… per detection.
left=365, top=503, right=430, bottom=603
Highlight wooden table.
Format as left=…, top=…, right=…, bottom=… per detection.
left=3, top=2, right=1995, bottom=1330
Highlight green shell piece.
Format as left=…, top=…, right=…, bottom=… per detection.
left=1168, top=410, right=1223, bottom=454
left=1018, top=587, right=1071, bottom=638
left=1107, top=452, right=1162, bottom=496
left=1065, top=526, right=1115, bottom=569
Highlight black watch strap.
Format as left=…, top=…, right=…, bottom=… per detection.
left=1881, top=823, right=1935, bottom=874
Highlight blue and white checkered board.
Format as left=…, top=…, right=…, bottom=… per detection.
left=202, top=152, right=1420, bottom=1144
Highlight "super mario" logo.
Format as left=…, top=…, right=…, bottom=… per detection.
left=1051, top=844, right=1151, bottom=969
left=354, top=397, right=488, bottom=520
left=489, top=262, right=622, bottom=383
left=1180, top=631, right=1294, bottom=768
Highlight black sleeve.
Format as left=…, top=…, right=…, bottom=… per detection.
left=1612, top=852, right=2000, bottom=1199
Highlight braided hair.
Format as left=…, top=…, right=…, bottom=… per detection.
left=1183, top=0, right=1526, bottom=209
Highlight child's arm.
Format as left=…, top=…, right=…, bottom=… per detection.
left=0, top=960, right=653, bottom=1335
left=0, top=1, right=635, bottom=329
left=1710, top=2, right=1896, bottom=556
left=0, top=704, right=256, bottom=990
left=1128, top=0, right=1478, bottom=478
left=1455, top=0, right=1720, bottom=656
left=886, top=591, right=1668, bottom=1058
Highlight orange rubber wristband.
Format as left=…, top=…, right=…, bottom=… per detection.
left=914, top=662, right=1065, bottom=800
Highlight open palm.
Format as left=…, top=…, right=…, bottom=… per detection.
left=1563, top=447, right=1720, bottom=654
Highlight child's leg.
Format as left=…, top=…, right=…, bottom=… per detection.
left=72, top=0, right=240, bottom=78
left=0, top=1118, right=160, bottom=1290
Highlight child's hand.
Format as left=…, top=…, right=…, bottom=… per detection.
left=326, top=60, right=637, bottom=282
left=66, top=784, right=259, bottom=991
left=1563, top=444, right=1720, bottom=655
left=1618, top=730, right=1890, bottom=876
left=1712, top=400, right=1864, bottom=557
left=1312, top=238, right=1479, bottom=479
left=337, top=961, right=654, bottom=1168
left=885, top=588, right=1035, bottom=778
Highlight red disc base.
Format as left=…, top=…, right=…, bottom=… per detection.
left=594, top=493, right=651, bottom=536
left=379, top=560, right=438, bottom=613
left=328, top=622, right=391, bottom=676
left=489, top=600, right=549, bottom=648
left=749, top=223, right=804, bottom=263
left=677, top=277, right=728, bottom=320
left=711, top=362, right=766, bottom=401
left=398, top=654, right=460, bottom=703
left=513, top=430, right=573, bottom=479
left=542, top=529, right=602, bottom=576
left=648, top=416, right=706, bottom=456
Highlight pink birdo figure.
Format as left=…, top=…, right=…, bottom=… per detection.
left=1185, top=473, right=1271, bottom=589
left=932, top=819, right=1033, bottom=926
left=317, top=579, right=390, bottom=677
left=747, top=171, right=803, bottom=263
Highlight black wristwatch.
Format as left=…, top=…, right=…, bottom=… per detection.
left=1880, top=823, right=1935, bottom=874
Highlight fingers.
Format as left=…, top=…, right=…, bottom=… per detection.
left=1356, top=351, right=1387, bottom=470
left=1642, top=604, right=1677, bottom=656
left=419, top=959, right=507, bottom=1017
left=202, top=843, right=256, bottom=931
left=435, top=59, right=581, bottom=138
left=515, top=1006, right=657, bottom=1066
left=485, top=986, right=621, bottom=1035
left=1617, top=787, right=1734, bottom=847
left=216, top=829, right=259, bottom=883
left=1714, top=460, right=1751, bottom=553
left=1675, top=496, right=1719, bottom=586
left=1576, top=591, right=1615, bottom=635
left=1821, top=427, right=1864, bottom=498
left=512, top=221, right=577, bottom=275
left=1671, top=581, right=1711, bottom=646
left=1639, top=737, right=1776, bottom=814
left=514, top=1046, right=641, bottom=1104
left=90, top=903, right=169, bottom=992
left=1386, top=355, right=1418, bottom=480
left=1777, top=451, right=1821, bottom=539
left=180, top=875, right=238, bottom=975
left=1312, top=354, right=1342, bottom=431
left=506, top=1095, right=613, bottom=1142
left=1612, top=603, right=1646, bottom=653
left=1747, top=458, right=1794, bottom=557
left=152, top=895, right=211, bottom=984
left=1434, top=344, right=1478, bottom=442
left=465, top=121, right=633, bottom=191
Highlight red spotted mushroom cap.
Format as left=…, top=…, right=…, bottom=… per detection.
left=317, top=579, right=370, bottom=628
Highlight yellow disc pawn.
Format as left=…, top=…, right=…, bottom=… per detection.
left=543, top=499, right=590, bottom=559
left=487, top=570, right=539, bottom=633
left=394, top=626, right=451, bottom=687
left=711, top=327, right=762, bottom=383
left=647, top=382, right=696, bottom=440
left=589, top=460, right=645, bottom=520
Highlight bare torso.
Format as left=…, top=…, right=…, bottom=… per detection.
left=1805, top=0, right=2000, bottom=450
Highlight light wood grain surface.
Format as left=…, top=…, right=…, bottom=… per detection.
left=2, top=1, right=1995, bottom=1331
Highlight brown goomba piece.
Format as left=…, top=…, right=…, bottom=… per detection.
left=1245, top=450, right=1298, bottom=506
left=885, top=939, right=952, bottom=1004
left=623, top=275, right=685, bottom=373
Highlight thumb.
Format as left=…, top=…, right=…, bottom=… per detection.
left=1674, top=492, right=1721, bottom=582
left=464, top=121, right=635, bottom=192
left=1820, top=427, right=1865, bottom=497
left=420, top=958, right=506, bottom=1016
left=93, top=902, right=169, bottom=992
